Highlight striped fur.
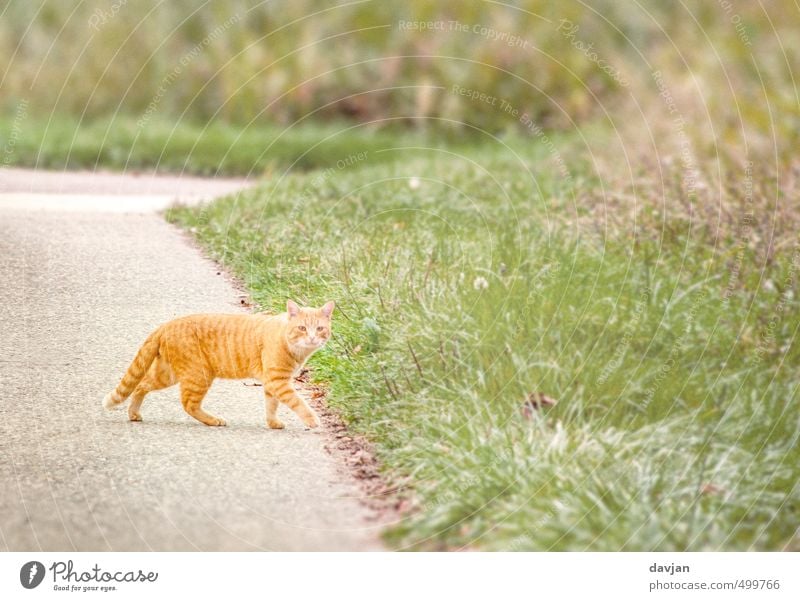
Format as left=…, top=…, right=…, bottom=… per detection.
left=102, top=329, right=162, bottom=410
left=103, top=300, right=334, bottom=428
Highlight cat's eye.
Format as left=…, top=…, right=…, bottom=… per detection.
left=316, top=326, right=324, bottom=332
left=298, top=325, right=306, bottom=332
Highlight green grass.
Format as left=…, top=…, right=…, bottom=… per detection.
left=0, top=114, right=447, bottom=176
left=167, top=133, right=800, bottom=550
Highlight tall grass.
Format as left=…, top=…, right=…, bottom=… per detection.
left=167, top=137, right=800, bottom=550
left=1, top=1, right=796, bottom=141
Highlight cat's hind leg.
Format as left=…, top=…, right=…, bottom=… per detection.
left=127, top=388, right=146, bottom=422
left=128, top=358, right=176, bottom=422
left=179, top=379, right=226, bottom=426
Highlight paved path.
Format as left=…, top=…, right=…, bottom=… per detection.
left=0, top=170, right=383, bottom=551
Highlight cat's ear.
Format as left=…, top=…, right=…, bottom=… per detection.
left=287, top=300, right=300, bottom=317
left=320, top=300, right=335, bottom=318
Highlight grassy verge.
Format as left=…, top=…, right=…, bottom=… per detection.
left=167, top=134, right=799, bottom=550
left=0, top=114, right=447, bottom=176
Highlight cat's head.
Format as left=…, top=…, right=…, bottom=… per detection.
left=285, top=300, right=335, bottom=352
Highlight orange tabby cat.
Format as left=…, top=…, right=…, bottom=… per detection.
left=102, top=300, right=334, bottom=428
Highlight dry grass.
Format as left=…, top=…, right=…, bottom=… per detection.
left=1, top=1, right=796, bottom=140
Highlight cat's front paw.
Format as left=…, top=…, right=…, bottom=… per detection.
left=303, top=413, right=321, bottom=429
left=267, top=418, right=285, bottom=429
left=210, top=417, right=227, bottom=426
left=128, top=411, right=142, bottom=422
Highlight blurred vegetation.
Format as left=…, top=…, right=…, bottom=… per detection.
left=0, top=113, right=447, bottom=175
left=0, top=0, right=797, bottom=146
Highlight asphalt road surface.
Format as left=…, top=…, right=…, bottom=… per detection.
left=0, top=170, right=383, bottom=551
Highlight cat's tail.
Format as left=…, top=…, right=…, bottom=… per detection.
left=103, top=329, right=162, bottom=410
